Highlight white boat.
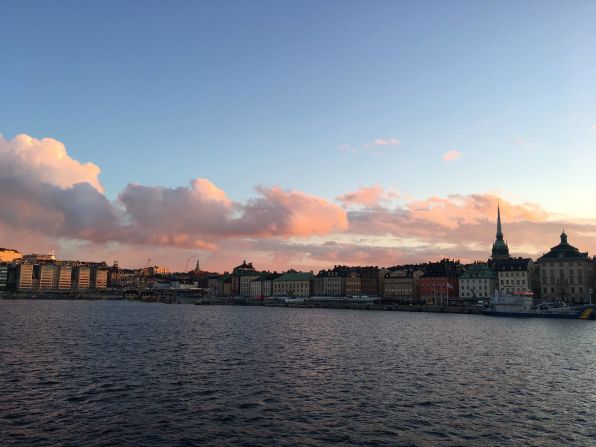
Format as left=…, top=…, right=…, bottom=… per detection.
left=484, top=291, right=595, bottom=319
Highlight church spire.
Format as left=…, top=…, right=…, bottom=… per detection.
left=496, top=202, right=503, bottom=240
left=491, top=201, right=511, bottom=260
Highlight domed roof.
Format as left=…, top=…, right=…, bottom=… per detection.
left=538, top=232, right=588, bottom=261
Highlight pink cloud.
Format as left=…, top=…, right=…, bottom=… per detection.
left=2, top=133, right=595, bottom=272
left=442, top=149, right=462, bottom=161
left=337, top=185, right=399, bottom=207
left=0, top=134, right=348, bottom=254
left=0, top=133, right=103, bottom=192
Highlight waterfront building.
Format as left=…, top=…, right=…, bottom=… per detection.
left=208, top=275, right=219, bottom=297
left=108, top=268, right=140, bottom=288
left=222, top=276, right=232, bottom=296
left=36, top=264, right=58, bottom=290
left=272, top=271, right=313, bottom=297
left=16, top=264, right=34, bottom=291
left=58, top=265, right=72, bottom=291
left=249, top=273, right=278, bottom=299
left=458, top=263, right=496, bottom=300
left=355, top=266, right=381, bottom=296
left=491, top=205, right=511, bottom=260
left=536, top=231, right=593, bottom=304
left=493, top=258, right=534, bottom=295
left=383, top=269, right=424, bottom=302
left=0, top=248, right=22, bottom=263
left=73, top=266, right=91, bottom=290
left=418, top=259, right=462, bottom=304
left=249, top=277, right=263, bottom=299
left=317, top=270, right=346, bottom=296
left=210, top=273, right=232, bottom=297
left=0, top=264, right=8, bottom=290
left=91, top=268, right=108, bottom=289
left=239, top=273, right=260, bottom=297
left=313, top=276, right=324, bottom=296
left=258, top=278, right=273, bottom=298
left=231, top=260, right=258, bottom=296
left=345, top=271, right=361, bottom=297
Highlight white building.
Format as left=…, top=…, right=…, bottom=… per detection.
left=493, top=258, right=534, bottom=295
left=239, top=274, right=260, bottom=297
left=458, top=264, right=497, bottom=299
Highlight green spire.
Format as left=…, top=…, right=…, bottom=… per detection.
left=491, top=201, right=510, bottom=260
left=496, top=202, right=503, bottom=240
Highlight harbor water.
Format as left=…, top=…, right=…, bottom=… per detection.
left=1, top=300, right=595, bottom=446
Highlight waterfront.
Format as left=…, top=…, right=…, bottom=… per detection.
left=1, top=300, right=595, bottom=446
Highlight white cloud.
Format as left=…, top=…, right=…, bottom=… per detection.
left=363, top=137, right=400, bottom=149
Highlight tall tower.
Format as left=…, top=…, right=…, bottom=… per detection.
left=491, top=204, right=511, bottom=260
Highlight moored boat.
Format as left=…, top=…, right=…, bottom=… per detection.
left=483, top=291, right=595, bottom=319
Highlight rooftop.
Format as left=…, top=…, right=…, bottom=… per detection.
left=537, top=232, right=589, bottom=261
left=274, top=271, right=314, bottom=282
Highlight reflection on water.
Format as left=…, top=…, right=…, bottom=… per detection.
left=1, top=300, right=595, bottom=446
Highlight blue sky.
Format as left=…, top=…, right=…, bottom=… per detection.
left=1, top=1, right=596, bottom=269
left=2, top=1, right=596, bottom=212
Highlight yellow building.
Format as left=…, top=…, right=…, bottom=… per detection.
left=91, top=268, right=108, bottom=289
left=73, top=266, right=91, bottom=290
left=345, top=272, right=361, bottom=297
left=0, top=248, right=22, bottom=263
left=16, top=264, right=34, bottom=291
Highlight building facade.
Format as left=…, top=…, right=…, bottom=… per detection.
left=272, top=271, right=313, bottom=297
left=493, top=258, right=534, bottom=295
left=16, top=264, right=34, bottom=291
left=91, top=268, right=108, bottom=289
left=36, top=264, right=58, bottom=290
left=458, top=263, right=496, bottom=300
left=239, top=274, right=260, bottom=297
left=383, top=269, right=424, bottom=302
left=231, top=261, right=258, bottom=296
left=0, top=264, right=8, bottom=290
left=536, top=232, right=593, bottom=304
left=322, top=271, right=346, bottom=296
left=355, top=267, right=381, bottom=296
left=73, top=266, right=91, bottom=290
left=418, top=259, right=462, bottom=304
left=345, top=272, right=361, bottom=297
left=58, top=265, right=72, bottom=291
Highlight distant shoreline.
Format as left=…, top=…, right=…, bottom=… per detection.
left=0, top=293, right=483, bottom=315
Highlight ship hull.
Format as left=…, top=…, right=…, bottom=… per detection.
left=483, top=306, right=595, bottom=320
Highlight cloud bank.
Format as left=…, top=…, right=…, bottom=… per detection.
left=0, top=134, right=348, bottom=255
left=1, top=133, right=594, bottom=271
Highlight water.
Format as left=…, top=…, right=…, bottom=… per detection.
left=1, top=300, right=595, bottom=446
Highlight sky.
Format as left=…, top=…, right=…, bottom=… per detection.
left=1, top=0, right=596, bottom=272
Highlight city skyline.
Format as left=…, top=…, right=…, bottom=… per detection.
left=2, top=1, right=596, bottom=271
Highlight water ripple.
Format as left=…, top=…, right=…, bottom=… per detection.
left=1, top=300, right=595, bottom=446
